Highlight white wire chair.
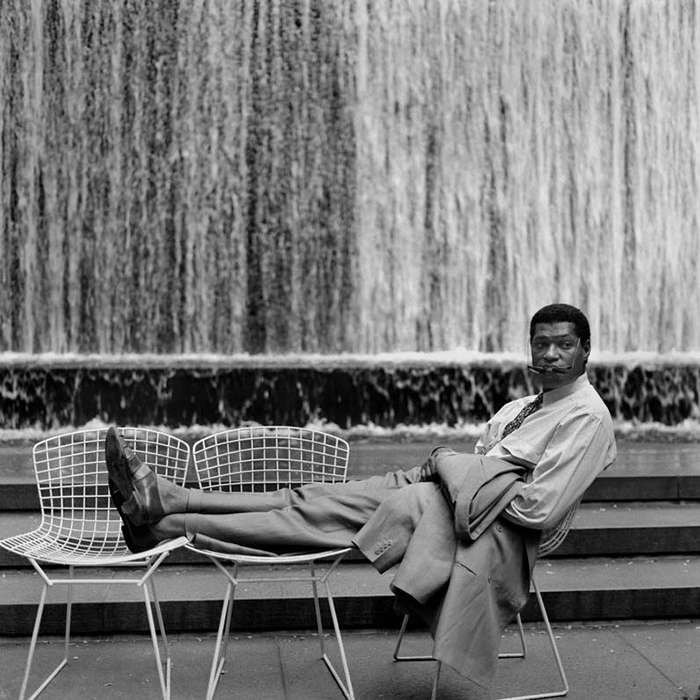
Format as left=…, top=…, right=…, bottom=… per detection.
left=188, top=425, right=355, bottom=700
left=393, top=500, right=582, bottom=700
left=0, top=427, right=190, bottom=700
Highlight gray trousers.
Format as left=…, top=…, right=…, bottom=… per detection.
left=177, top=466, right=437, bottom=556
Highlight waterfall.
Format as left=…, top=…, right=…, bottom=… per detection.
left=1, top=0, right=698, bottom=355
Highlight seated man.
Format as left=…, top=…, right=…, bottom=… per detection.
left=106, top=302, right=616, bottom=691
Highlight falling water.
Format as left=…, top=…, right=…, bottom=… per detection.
left=1, top=0, right=699, bottom=356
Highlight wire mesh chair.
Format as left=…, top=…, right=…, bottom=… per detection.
left=188, top=425, right=355, bottom=700
left=0, top=427, right=191, bottom=700
left=393, top=499, right=582, bottom=700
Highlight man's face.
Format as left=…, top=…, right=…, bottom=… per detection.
left=529, top=321, right=590, bottom=390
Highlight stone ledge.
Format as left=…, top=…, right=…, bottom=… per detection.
left=1, top=359, right=698, bottom=430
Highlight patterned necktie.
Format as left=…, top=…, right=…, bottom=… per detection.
left=500, top=392, right=544, bottom=441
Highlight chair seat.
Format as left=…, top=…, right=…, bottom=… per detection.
left=185, top=545, right=354, bottom=566
left=3, top=527, right=189, bottom=566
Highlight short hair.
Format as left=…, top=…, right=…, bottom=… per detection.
left=529, top=303, right=591, bottom=344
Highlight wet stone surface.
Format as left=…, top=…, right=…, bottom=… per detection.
left=0, top=360, right=698, bottom=431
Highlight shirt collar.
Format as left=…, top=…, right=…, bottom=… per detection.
left=541, top=372, right=590, bottom=407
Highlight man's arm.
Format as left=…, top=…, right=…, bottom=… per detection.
left=500, top=412, right=613, bottom=530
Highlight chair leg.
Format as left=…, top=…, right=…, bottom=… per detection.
left=203, top=557, right=354, bottom=700
left=431, top=661, right=441, bottom=700
left=393, top=594, right=566, bottom=700
left=495, top=579, right=569, bottom=700
left=393, top=614, right=434, bottom=662
left=393, top=612, right=529, bottom=663
left=19, top=583, right=71, bottom=700
left=499, top=613, right=528, bottom=659
left=310, top=561, right=327, bottom=651
left=20, top=564, right=176, bottom=700
left=20, top=566, right=77, bottom=700
left=216, top=561, right=238, bottom=670
left=392, top=613, right=440, bottom=698
left=393, top=614, right=409, bottom=660
left=205, top=580, right=235, bottom=700
left=142, top=576, right=173, bottom=700
left=317, top=572, right=355, bottom=700
left=64, top=571, right=74, bottom=662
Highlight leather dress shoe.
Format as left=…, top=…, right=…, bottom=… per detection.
left=108, top=479, right=161, bottom=554
left=104, top=426, right=165, bottom=526
left=105, top=427, right=132, bottom=501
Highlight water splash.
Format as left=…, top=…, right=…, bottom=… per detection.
left=1, top=0, right=698, bottom=355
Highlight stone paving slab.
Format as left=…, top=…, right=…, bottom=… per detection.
left=2, top=620, right=700, bottom=699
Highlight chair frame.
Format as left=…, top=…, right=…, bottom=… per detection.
left=188, top=425, right=355, bottom=700
left=393, top=501, right=581, bottom=700
left=0, top=427, right=191, bottom=700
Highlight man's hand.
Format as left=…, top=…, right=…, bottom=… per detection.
left=419, top=446, right=451, bottom=481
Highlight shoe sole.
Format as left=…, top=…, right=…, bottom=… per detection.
left=108, top=479, right=159, bottom=554
left=105, top=428, right=136, bottom=501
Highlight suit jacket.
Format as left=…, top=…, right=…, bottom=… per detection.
left=354, top=449, right=541, bottom=692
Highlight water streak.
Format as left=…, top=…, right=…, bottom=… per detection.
left=1, top=0, right=698, bottom=355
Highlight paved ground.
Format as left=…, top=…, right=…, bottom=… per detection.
left=2, top=619, right=700, bottom=700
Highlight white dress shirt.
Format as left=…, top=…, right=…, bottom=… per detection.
left=475, top=373, right=617, bottom=530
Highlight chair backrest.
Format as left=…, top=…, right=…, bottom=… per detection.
left=537, top=497, right=582, bottom=558
left=192, top=426, right=350, bottom=492
left=32, top=427, right=190, bottom=545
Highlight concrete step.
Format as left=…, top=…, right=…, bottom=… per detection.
left=3, top=500, right=700, bottom=568
left=557, top=500, right=700, bottom=556
left=2, top=466, right=699, bottom=511
left=2, top=555, right=700, bottom=637
left=3, top=440, right=700, bottom=510
left=351, top=440, right=700, bottom=502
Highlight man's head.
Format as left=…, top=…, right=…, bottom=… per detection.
left=528, top=303, right=591, bottom=390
